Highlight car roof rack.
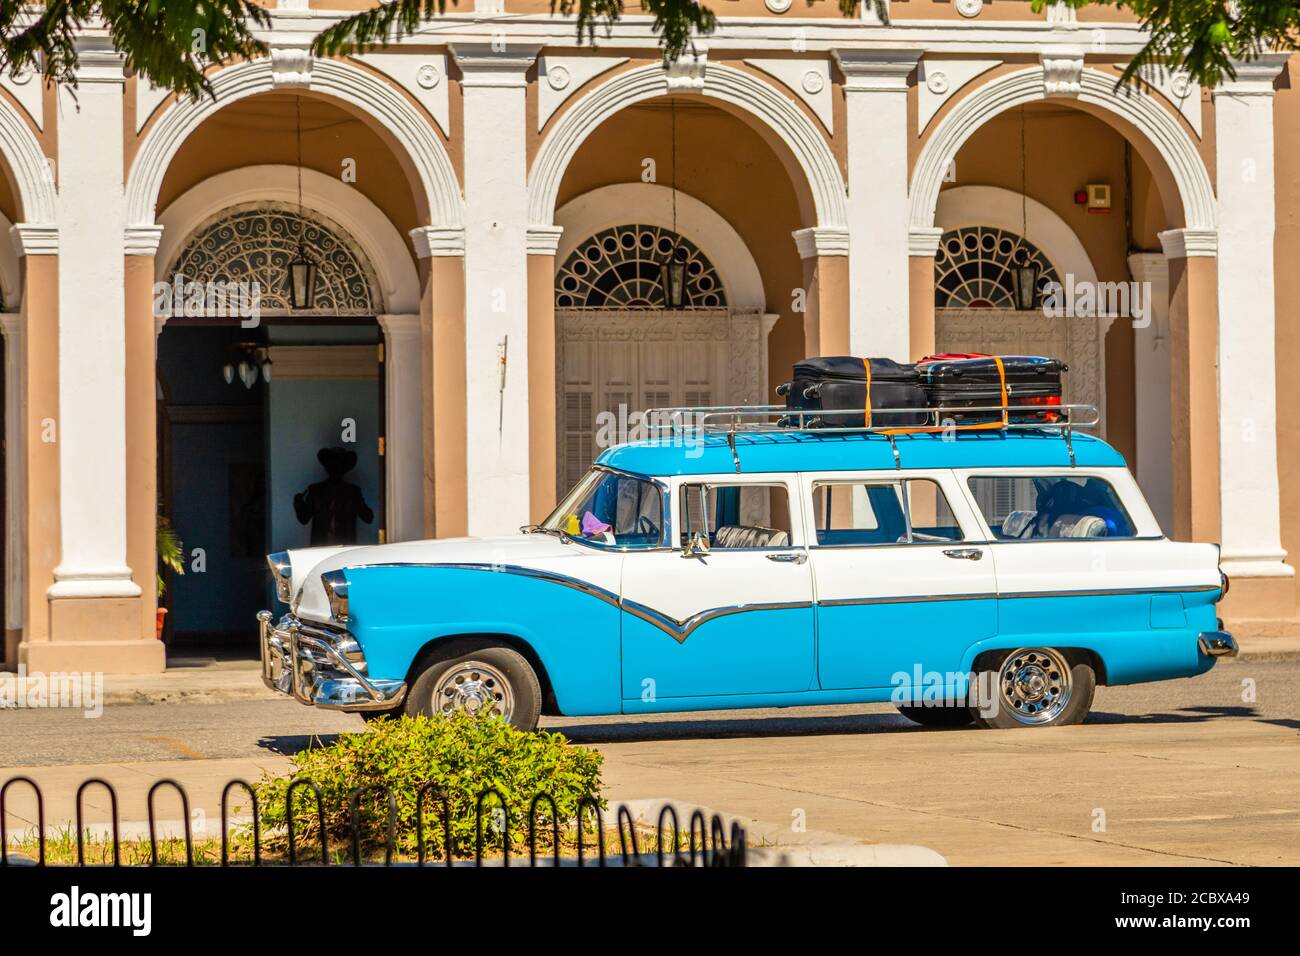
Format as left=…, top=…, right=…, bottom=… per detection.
left=642, top=403, right=1101, bottom=468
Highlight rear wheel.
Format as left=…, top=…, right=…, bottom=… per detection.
left=896, top=704, right=975, bottom=729
left=404, top=640, right=542, bottom=732
left=972, top=647, right=1095, bottom=729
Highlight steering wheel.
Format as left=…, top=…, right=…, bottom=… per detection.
left=636, top=515, right=660, bottom=537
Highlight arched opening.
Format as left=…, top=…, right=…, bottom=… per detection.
left=150, top=92, right=420, bottom=652
left=547, top=94, right=811, bottom=493
left=925, top=97, right=1187, bottom=531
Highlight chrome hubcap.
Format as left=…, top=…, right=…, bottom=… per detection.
left=998, top=648, right=1072, bottom=725
left=434, top=661, right=513, bottom=721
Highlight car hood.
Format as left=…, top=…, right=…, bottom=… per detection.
left=288, top=534, right=581, bottom=623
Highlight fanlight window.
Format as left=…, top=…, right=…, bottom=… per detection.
left=169, top=204, right=378, bottom=314
left=555, top=225, right=726, bottom=309
left=934, top=226, right=1059, bottom=310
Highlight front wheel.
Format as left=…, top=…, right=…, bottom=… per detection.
left=971, top=647, right=1095, bottom=729
left=404, top=640, right=542, bottom=732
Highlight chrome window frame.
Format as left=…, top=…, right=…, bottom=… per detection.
left=800, top=470, right=980, bottom=551
left=670, top=473, right=807, bottom=551
left=546, top=464, right=674, bottom=552
left=959, top=469, right=1147, bottom=543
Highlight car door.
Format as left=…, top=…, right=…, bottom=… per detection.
left=806, top=470, right=998, bottom=691
left=619, top=476, right=816, bottom=703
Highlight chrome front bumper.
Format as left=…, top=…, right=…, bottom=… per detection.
left=1197, top=630, right=1238, bottom=658
left=257, top=610, right=407, bottom=712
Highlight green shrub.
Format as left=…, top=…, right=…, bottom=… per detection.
left=253, top=713, right=603, bottom=860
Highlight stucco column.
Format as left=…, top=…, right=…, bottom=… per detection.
left=792, top=227, right=850, bottom=357
left=124, top=227, right=163, bottom=653
left=833, top=50, right=919, bottom=361
left=1128, top=252, right=1173, bottom=534
left=42, top=40, right=160, bottom=672
left=10, top=225, right=60, bottom=669
left=412, top=227, right=468, bottom=539
left=1212, top=55, right=1295, bottom=608
left=450, top=43, right=541, bottom=537
left=1159, top=228, right=1220, bottom=546
left=908, top=227, right=942, bottom=361
left=377, top=313, right=425, bottom=543
left=1, top=311, right=22, bottom=665
left=526, top=225, right=561, bottom=521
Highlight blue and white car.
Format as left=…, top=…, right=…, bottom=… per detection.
left=259, top=409, right=1234, bottom=731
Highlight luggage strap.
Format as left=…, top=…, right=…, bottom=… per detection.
left=862, top=358, right=871, bottom=428
left=992, top=355, right=1009, bottom=427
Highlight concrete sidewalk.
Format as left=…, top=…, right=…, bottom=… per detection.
left=81, top=636, right=1300, bottom=706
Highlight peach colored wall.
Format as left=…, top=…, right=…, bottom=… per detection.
left=555, top=100, right=806, bottom=398
left=124, top=256, right=158, bottom=641
left=1272, top=53, right=1300, bottom=620
left=155, top=94, right=422, bottom=264
left=944, top=104, right=1148, bottom=466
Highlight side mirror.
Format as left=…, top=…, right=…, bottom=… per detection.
left=681, top=531, right=711, bottom=559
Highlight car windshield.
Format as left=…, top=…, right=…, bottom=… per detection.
left=541, top=468, right=664, bottom=548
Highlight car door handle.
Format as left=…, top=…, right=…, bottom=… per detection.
left=943, top=548, right=984, bottom=561
left=766, top=552, right=808, bottom=564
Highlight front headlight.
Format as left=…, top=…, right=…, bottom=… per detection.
left=321, top=569, right=350, bottom=623
left=268, top=551, right=293, bottom=603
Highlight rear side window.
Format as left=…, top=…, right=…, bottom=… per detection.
left=811, top=479, right=963, bottom=546
left=967, top=475, right=1136, bottom=539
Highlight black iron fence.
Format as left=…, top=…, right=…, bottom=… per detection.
left=0, top=775, right=746, bottom=868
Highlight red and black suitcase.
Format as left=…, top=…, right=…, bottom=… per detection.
left=777, top=356, right=928, bottom=427
left=917, top=354, right=1066, bottom=423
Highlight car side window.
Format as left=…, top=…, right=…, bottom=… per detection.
left=811, top=479, right=963, bottom=546
left=679, top=483, right=793, bottom=549
left=967, top=475, right=1137, bottom=539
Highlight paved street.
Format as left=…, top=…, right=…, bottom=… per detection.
left=2, top=658, right=1297, bottom=864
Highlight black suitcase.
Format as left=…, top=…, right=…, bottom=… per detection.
left=917, top=355, right=1066, bottom=423
left=777, top=356, right=928, bottom=428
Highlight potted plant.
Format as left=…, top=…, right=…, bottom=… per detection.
left=156, top=515, right=184, bottom=640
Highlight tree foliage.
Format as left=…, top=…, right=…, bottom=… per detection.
left=0, top=0, right=268, bottom=97
left=1, top=0, right=1295, bottom=97
left=1035, top=1, right=1299, bottom=86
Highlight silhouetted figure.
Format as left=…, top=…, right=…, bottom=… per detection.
left=293, top=447, right=374, bottom=545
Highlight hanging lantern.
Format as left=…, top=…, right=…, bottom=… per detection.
left=222, top=362, right=235, bottom=385
left=261, top=354, right=274, bottom=383
left=1011, top=250, right=1040, bottom=311
left=288, top=244, right=317, bottom=310
left=660, top=248, right=688, bottom=309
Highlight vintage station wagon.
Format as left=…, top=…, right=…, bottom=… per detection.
left=258, top=405, right=1234, bottom=731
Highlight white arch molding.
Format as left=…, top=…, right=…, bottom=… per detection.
left=126, top=57, right=463, bottom=232
left=528, top=63, right=848, bottom=233
left=156, top=167, right=426, bottom=544
left=156, top=166, right=421, bottom=315
left=910, top=68, right=1217, bottom=239
left=0, top=96, right=56, bottom=223
left=554, top=184, right=766, bottom=312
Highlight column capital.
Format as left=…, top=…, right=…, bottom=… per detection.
left=10, top=223, right=57, bottom=257
left=1126, top=251, right=1169, bottom=283
left=908, top=226, right=944, bottom=257
left=377, top=312, right=422, bottom=335
left=526, top=224, right=564, bottom=256
left=124, top=225, right=163, bottom=256
left=1157, top=227, right=1217, bottom=259
left=1214, top=52, right=1290, bottom=97
left=410, top=225, right=465, bottom=258
left=792, top=226, right=849, bottom=259
left=451, top=43, right=543, bottom=87
left=832, top=50, right=920, bottom=92
left=73, top=35, right=127, bottom=85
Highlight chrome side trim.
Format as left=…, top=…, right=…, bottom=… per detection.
left=999, top=584, right=1220, bottom=600
left=620, top=598, right=811, bottom=645
left=820, top=592, right=997, bottom=608
left=342, top=561, right=806, bottom=644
